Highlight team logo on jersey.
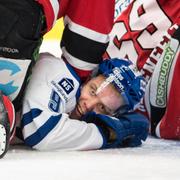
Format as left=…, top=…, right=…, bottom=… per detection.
left=0, top=60, right=20, bottom=96
left=58, top=78, right=74, bottom=95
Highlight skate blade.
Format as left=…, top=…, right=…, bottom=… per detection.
left=0, top=124, right=7, bottom=158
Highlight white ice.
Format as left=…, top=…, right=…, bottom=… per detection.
left=1, top=136, right=180, bottom=180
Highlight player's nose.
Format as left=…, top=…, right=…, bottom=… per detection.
left=84, top=98, right=98, bottom=113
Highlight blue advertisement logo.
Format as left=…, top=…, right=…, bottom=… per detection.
left=0, top=60, right=21, bottom=96
left=58, top=78, right=74, bottom=94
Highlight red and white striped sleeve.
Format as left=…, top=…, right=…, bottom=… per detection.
left=61, top=0, right=115, bottom=81
left=36, top=0, right=115, bottom=81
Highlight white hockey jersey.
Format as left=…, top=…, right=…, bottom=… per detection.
left=21, top=53, right=103, bottom=151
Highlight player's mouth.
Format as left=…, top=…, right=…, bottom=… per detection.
left=76, top=103, right=85, bottom=117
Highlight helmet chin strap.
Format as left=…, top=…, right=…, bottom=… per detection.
left=113, top=105, right=131, bottom=117
left=112, top=92, right=131, bottom=116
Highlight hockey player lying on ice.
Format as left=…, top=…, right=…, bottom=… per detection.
left=1, top=54, right=149, bottom=158
left=0, top=54, right=149, bottom=158
left=105, top=0, right=180, bottom=140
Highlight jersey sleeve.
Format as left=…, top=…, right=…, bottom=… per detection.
left=37, top=0, right=115, bottom=81
left=22, top=109, right=103, bottom=151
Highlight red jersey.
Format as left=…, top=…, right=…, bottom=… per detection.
left=105, top=0, right=180, bottom=139
left=105, top=0, right=179, bottom=77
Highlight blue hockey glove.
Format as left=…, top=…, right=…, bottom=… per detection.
left=81, top=112, right=149, bottom=149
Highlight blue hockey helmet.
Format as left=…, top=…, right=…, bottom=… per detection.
left=96, top=58, right=146, bottom=115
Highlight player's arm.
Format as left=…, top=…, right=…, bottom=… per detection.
left=22, top=108, right=149, bottom=151
left=22, top=108, right=104, bottom=151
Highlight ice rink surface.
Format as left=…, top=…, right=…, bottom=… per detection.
left=1, top=136, right=180, bottom=180
left=1, top=40, right=179, bottom=180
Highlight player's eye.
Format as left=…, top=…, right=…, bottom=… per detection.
left=89, top=85, right=96, bottom=96
left=98, top=104, right=113, bottom=115
left=98, top=104, right=106, bottom=114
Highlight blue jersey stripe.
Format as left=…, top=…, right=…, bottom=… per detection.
left=21, top=108, right=42, bottom=128
left=75, top=87, right=81, bottom=101
left=24, top=114, right=62, bottom=147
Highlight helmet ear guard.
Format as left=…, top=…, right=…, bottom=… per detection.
left=97, top=58, right=146, bottom=115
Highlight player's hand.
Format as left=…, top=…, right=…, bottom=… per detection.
left=81, top=111, right=149, bottom=148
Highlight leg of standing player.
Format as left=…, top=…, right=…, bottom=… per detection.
left=0, top=0, right=45, bottom=111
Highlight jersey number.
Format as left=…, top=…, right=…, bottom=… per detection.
left=107, top=0, right=171, bottom=63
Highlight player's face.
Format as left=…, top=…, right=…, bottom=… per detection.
left=70, top=75, right=124, bottom=119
